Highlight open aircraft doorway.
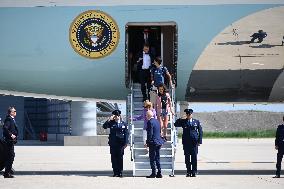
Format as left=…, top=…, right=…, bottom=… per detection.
left=125, top=22, right=178, bottom=88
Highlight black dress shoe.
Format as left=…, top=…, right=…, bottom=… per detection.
left=146, top=174, right=156, bottom=178
left=4, top=174, right=14, bottom=178
left=191, top=173, right=196, bottom=177
left=273, top=175, right=280, bottom=178
left=186, top=173, right=190, bottom=177
left=119, top=173, right=123, bottom=178
left=156, top=173, right=163, bottom=178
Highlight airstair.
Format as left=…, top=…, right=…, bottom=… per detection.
left=128, top=83, right=177, bottom=177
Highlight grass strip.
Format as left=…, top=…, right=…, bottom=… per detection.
left=178, top=129, right=276, bottom=138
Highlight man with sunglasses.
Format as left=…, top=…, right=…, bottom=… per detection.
left=2, top=107, right=18, bottom=178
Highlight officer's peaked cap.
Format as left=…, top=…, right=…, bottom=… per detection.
left=184, top=109, right=193, bottom=114
left=112, top=110, right=121, bottom=116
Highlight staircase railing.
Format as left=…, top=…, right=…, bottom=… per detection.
left=169, top=86, right=177, bottom=176
left=129, top=81, right=134, bottom=160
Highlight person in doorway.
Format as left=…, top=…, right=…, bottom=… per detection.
left=145, top=110, right=164, bottom=178
left=137, top=43, right=154, bottom=101
left=2, top=107, right=18, bottom=178
left=274, top=115, right=284, bottom=178
left=151, top=56, right=174, bottom=89
left=133, top=100, right=157, bottom=145
left=155, top=84, right=174, bottom=140
left=174, top=109, right=202, bottom=177
left=103, top=110, right=128, bottom=177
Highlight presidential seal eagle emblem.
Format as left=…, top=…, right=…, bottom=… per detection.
left=69, top=10, right=120, bottom=59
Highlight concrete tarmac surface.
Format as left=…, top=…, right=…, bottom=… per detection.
left=0, top=139, right=283, bottom=189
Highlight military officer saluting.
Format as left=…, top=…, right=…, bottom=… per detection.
left=274, top=115, right=284, bottom=178
left=103, top=110, right=128, bottom=177
left=174, top=108, right=202, bottom=177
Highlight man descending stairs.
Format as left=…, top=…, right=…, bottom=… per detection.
left=129, top=83, right=177, bottom=177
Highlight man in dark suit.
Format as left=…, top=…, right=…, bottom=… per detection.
left=2, top=107, right=18, bottom=178
left=145, top=110, right=164, bottom=178
left=137, top=43, right=154, bottom=101
left=103, top=110, right=128, bottom=177
left=274, top=116, right=284, bottom=178
left=174, top=108, right=202, bottom=177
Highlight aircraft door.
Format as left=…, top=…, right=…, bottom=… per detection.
left=125, top=23, right=177, bottom=88
left=161, top=25, right=177, bottom=87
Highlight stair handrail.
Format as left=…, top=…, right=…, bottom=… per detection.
left=170, top=86, right=177, bottom=147
left=129, top=81, right=135, bottom=162
left=170, top=85, right=177, bottom=176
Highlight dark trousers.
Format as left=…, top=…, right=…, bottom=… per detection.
left=149, top=144, right=161, bottom=174
left=184, top=145, right=198, bottom=174
left=276, top=149, right=284, bottom=176
left=139, top=69, right=151, bottom=100
left=4, top=143, right=15, bottom=175
left=110, top=146, right=124, bottom=175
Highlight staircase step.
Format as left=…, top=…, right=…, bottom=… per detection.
left=133, top=156, right=173, bottom=162
left=134, top=150, right=173, bottom=156
left=134, top=128, right=172, bottom=135
left=134, top=102, right=144, bottom=106
left=134, top=141, right=172, bottom=148
left=133, top=93, right=143, bottom=99
left=135, top=162, right=173, bottom=169
left=134, top=135, right=171, bottom=142
left=134, top=169, right=173, bottom=177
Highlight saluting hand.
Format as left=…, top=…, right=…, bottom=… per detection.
left=109, top=115, right=115, bottom=121
left=11, top=134, right=16, bottom=140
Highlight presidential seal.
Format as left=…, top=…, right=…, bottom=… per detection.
left=69, top=10, right=120, bottom=59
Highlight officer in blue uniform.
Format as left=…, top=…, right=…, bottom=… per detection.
left=274, top=116, right=284, bottom=178
left=103, top=110, right=128, bottom=177
left=174, top=108, right=202, bottom=177
left=145, top=110, right=165, bottom=178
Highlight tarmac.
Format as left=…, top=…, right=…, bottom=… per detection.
left=0, top=139, right=283, bottom=189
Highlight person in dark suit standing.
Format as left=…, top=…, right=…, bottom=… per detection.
left=274, top=116, right=284, bottom=178
left=174, top=109, right=202, bottom=177
left=137, top=43, right=154, bottom=101
left=2, top=107, right=18, bottom=178
left=145, top=110, right=164, bottom=178
left=103, top=110, right=128, bottom=177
